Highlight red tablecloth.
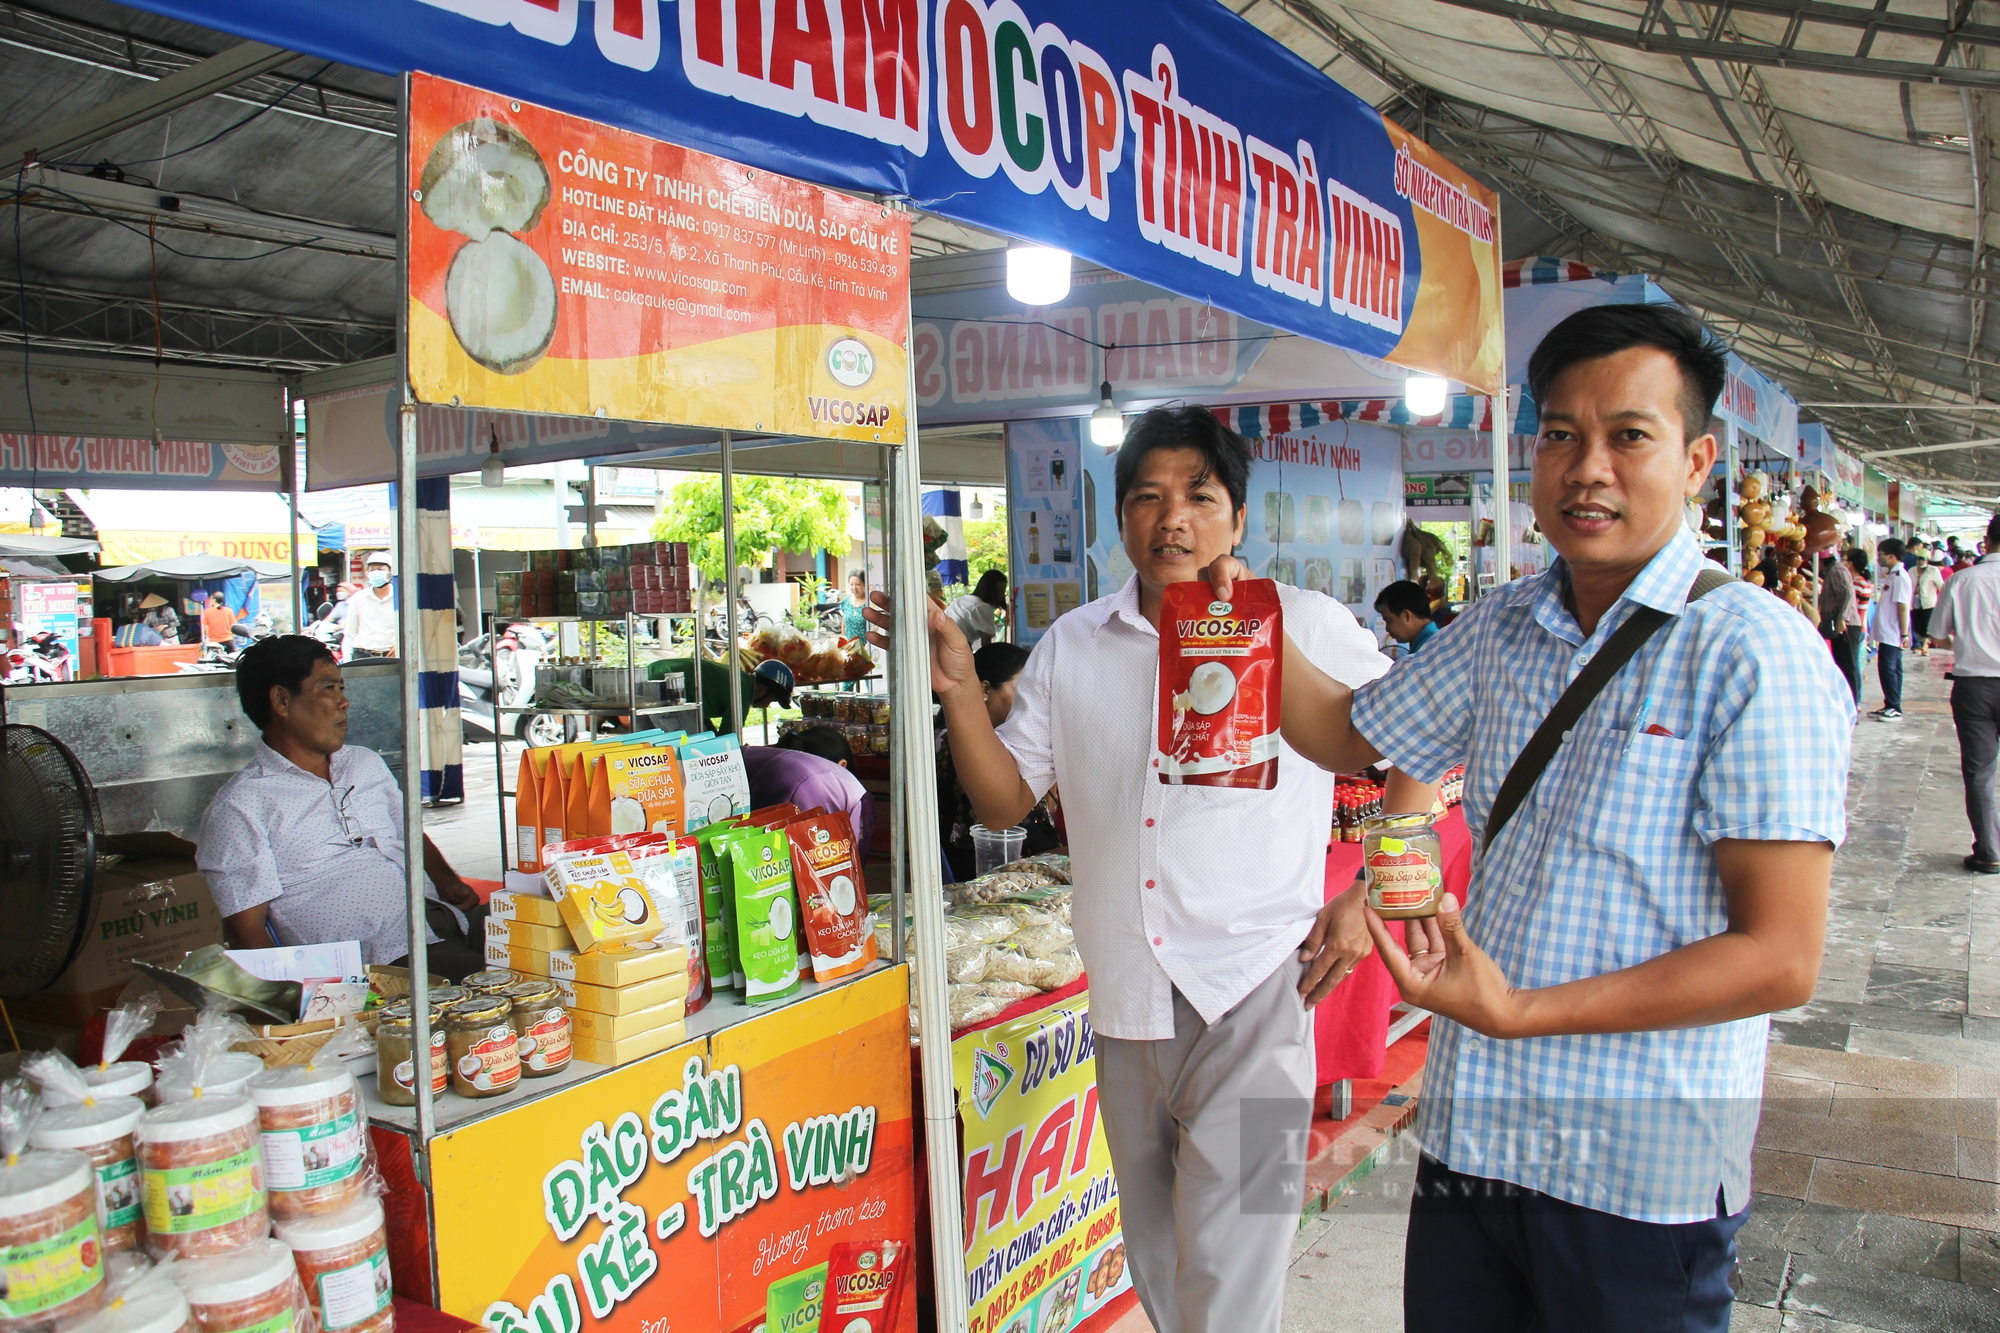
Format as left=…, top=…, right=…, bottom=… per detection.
left=1313, top=805, right=1472, bottom=1085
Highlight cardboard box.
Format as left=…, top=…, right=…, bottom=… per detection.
left=555, top=970, right=689, bottom=1016
left=547, top=940, right=685, bottom=988
left=11, top=835, right=223, bottom=1028
left=488, top=891, right=566, bottom=928
left=480, top=941, right=551, bottom=976
left=573, top=1020, right=688, bottom=1068
left=483, top=916, right=570, bottom=953
left=568, top=997, right=687, bottom=1044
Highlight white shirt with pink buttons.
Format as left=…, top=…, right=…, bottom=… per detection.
left=995, top=574, right=1389, bottom=1041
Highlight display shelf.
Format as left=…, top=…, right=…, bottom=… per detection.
left=361, top=959, right=901, bottom=1136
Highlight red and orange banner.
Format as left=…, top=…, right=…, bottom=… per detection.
left=406, top=73, right=910, bottom=441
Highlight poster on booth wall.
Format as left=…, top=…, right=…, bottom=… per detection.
left=15, top=581, right=80, bottom=681
left=430, top=967, right=916, bottom=1333
left=955, top=993, right=1130, bottom=1333
left=1008, top=411, right=1408, bottom=646
left=406, top=73, right=910, bottom=443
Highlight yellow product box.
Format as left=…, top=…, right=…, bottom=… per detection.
left=573, top=1020, right=688, bottom=1069
left=555, top=970, right=689, bottom=1016
left=481, top=939, right=551, bottom=976
left=568, top=997, right=687, bottom=1044
left=547, top=939, right=686, bottom=988
left=483, top=917, right=570, bottom=953
left=547, top=850, right=669, bottom=950
left=487, top=890, right=566, bottom=928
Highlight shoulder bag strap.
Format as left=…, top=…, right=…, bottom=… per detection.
left=1481, top=566, right=1732, bottom=852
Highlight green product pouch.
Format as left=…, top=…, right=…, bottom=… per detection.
left=730, top=826, right=801, bottom=1004
left=765, top=1262, right=828, bottom=1333
left=695, top=820, right=747, bottom=989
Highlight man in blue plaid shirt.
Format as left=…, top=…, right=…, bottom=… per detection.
left=1208, top=304, right=1852, bottom=1330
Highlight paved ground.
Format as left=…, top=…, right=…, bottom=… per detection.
left=1268, top=650, right=2000, bottom=1331
left=421, top=728, right=518, bottom=881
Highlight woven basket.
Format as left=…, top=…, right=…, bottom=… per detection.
left=367, top=965, right=446, bottom=1001
left=231, top=1017, right=349, bottom=1068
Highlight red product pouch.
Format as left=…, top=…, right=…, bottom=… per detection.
left=823, top=1239, right=910, bottom=1332
left=1157, top=578, right=1284, bottom=789
left=786, top=812, right=877, bottom=983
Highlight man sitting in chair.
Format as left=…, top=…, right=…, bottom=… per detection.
left=197, top=636, right=487, bottom=979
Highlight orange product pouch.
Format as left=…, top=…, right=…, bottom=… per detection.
left=785, top=812, right=876, bottom=983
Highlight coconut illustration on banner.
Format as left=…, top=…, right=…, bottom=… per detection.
left=419, top=117, right=556, bottom=375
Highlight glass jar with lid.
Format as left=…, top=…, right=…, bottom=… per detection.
left=1362, top=811, right=1445, bottom=919
left=503, top=980, right=571, bottom=1078
left=375, top=1004, right=446, bottom=1108
left=445, top=998, right=520, bottom=1098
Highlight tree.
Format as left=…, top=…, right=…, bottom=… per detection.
left=963, top=503, right=1009, bottom=582
left=653, top=474, right=849, bottom=583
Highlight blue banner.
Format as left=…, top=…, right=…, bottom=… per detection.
left=126, top=0, right=1503, bottom=390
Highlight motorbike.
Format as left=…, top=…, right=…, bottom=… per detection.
left=304, top=602, right=346, bottom=662
left=6, top=630, right=72, bottom=683
left=459, top=620, right=562, bottom=746
left=702, top=595, right=772, bottom=655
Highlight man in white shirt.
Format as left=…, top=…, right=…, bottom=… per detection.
left=867, top=407, right=1424, bottom=1333
left=198, top=635, right=488, bottom=978
left=1869, top=538, right=1913, bottom=720
left=1929, top=514, right=2000, bottom=872
left=341, top=552, right=399, bottom=659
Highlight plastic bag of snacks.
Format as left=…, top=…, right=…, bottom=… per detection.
left=60, top=1253, right=194, bottom=1333
left=244, top=1028, right=373, bottom=1220
left=171, top=1240, right=316, bottom=1333
left=0, top=1078, right=106, bottom=1329
left=152, top=1012, right=261, bottom=1106
left=46, top=997, right=162, bottom=1109
left=989, top=853, right=1071, bottom=886
left=23, top=1052, right=146, bottom=1255
left=939, top=914, right=1018, bottom=951
left=272, top=1196, right=393, bottom=1333
left=135, top=1026, right=267, bottom=1259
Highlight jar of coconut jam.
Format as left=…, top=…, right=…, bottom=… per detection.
left=374, top=1006, right=445, bottom=1108
left=1362, top=812, right=1445, bottom=920
left=461, top=971, right=518, bottom=1000
left=502, top=981, right=571, bottom=1079
left=423, top=985, right=469, bottom=1013
left=444, top=999, right=520, bottom=1099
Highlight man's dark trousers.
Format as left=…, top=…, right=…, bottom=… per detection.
left=1954, top=676, right=2000, bottom=864
left=1403, top=1155, right=1747, bottom=1333
left=1878, top=643, right=1904, bottom=711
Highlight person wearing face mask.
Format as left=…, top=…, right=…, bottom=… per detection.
left=342, top=553, right=399, bottom=660
left=935, top=643, right=1061, bottom=879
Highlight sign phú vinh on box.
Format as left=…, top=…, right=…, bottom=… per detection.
left=429, top=967, right=915, bottom=1333
left=406, top=72, right=911, bottom=440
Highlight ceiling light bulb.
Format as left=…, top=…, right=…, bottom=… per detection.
left=1090, top=382, right=1124, bottom=449
left=1007, top=244, right=1072, bottom=306
left=27, top=504, right=45, bottom=532
left=1405, top=373, right=1449, bottom=418
left=480, top=435, right=506, bottom=488
left=967, top=494, right=984, bottom=521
